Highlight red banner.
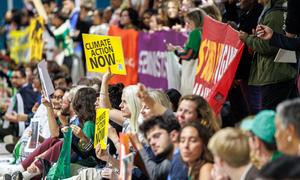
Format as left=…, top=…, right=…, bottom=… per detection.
left=108, top=26, right=139, bottom=86
left=193, top=16, right=244, bottom=113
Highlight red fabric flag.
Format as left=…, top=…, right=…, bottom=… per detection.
left=193, top=16, right=244, bottom=113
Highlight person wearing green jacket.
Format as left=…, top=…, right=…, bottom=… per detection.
left=239, top=0, right=297, bottom=113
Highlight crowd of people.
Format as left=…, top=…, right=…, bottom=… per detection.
left=0, top=0, right=299, bottom=179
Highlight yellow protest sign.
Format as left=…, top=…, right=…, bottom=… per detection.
left=8, top=26, right=31, bottom=64
left=94, top=108, right=109, bottom=149
left=30, top=16, right=44, bottom=61
left=8, top=16, right=44, bottom=64
left=82, top=34, right=127, bottom=75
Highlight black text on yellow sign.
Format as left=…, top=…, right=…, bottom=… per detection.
left=94, top=108, right=109, bottom=149
left=82, top=34, right=126, bottom=75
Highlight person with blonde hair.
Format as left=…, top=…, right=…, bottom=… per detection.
left=208, top=128, right=259, bottom=180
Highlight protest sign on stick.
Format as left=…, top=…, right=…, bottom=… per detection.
left=82, top=34, right=127, bottom=75
left=94, top=108, right=109, bottom=149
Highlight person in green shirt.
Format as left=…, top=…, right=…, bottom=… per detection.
left=167, top=8, right=206, bottom=95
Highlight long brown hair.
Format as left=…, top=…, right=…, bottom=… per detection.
left=72, top=87, right=97, bottom=123
left=180, top=121, right=214, bottom=180
left=179, top=95, right=220, bottom=132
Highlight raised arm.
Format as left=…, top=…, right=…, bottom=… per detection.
left=99, top=70, right=124, bottom=125
left=137, top=83, right=167, bottom=117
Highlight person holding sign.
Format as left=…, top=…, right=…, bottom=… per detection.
left=1, top=87, right=97, bottom=179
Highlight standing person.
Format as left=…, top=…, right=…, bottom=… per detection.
left=228, top=0, right=263, bottom=121
left=179, top=121, right=214, bottom=180
left=167, top=8, right=206, bottom=95
left=239, top=0, right=297, bottom=112
left=50, top=9, right=74, bottom=74
left=119, top=8, right=140, bottom=30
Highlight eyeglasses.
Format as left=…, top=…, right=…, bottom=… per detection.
left=51, top=95, right=63, bottom=100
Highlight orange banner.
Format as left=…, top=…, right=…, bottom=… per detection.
left=108, top=26, right=138, bottom=86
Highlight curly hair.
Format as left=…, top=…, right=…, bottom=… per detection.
left=72, top=87, right=97, bottom=122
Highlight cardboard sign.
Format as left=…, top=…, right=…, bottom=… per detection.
left=82, top=34, right=126, bottom=75
left=94, top=108, right=109, bottom=149
left=37, top=60, right=55, bottom=101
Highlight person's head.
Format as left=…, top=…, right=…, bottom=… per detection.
left=11, top=65, right=27, bottom=88
left=149, top=13, right=164, bottom=31
left=185, top=8, right=206, bottom=31
left=179, top=121, right=214, bottom=179
left=165, top=88, right=181, bottom=111
left=248, top=110, right=278, bottom=168
left=72, top=87, right=97, bottom=122
left=109, top=83, right=124, bottom=110
left=42, top=0, right=56, bottom=14
left=53, top=72, right=68, bottom=89
left=51, top=87, right=67, bottom=110
left=61, top=91, right=70, bottom=116
left=166, top=0, right=180, bottom=19
left=176, top=95, right=219, bottom=131
left=119, top=8, right=139, bottom=29
left=62, top=0, right=75, bottom=15
left=200, top=3, right=221, bottom=22
left=275, top=98, right=300, bottom=156
left=92, top=9, right=104, bottom=25
left=51, top=9, right=68, bottom=27
left=140, top=89, right=172, bottom=120
left=141, top=9, right=156, bottom=30
left=208, top=128, right=250, bottom=177
left=140, top=115, right=180, bottom=158
left=110, top=0, right=122, bottom=10
left=181, top=0, right=196, bottom=14
left=103, top=7, right=113, bottom=23
left=25, top=61, right=37, bottom=84
left=120, top=85, right=141, bottom=132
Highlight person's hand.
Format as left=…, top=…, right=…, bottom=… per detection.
left=95, top=144, right=109, bottom=161
left=27, top=161, right=39, bottom=174
left=128, top=132, right=143, bottom=151
left=137, top=83, right=149, bottom=100
left=70, top=125, right=85, bottom=139
left=41, top=94, right=52, bottom=108
left=102, top=68, right=114, bottom=83
left=166, top=43, right=177, bottom=51
left=256, top=24, right=273, bottom=40
left=31, top=102, right=39, bottom=113
left=61, top=126, right=70, bottom=133
left=238, top=31, right=248, bottom=42
left=101, top=167, right=118, bottom=180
